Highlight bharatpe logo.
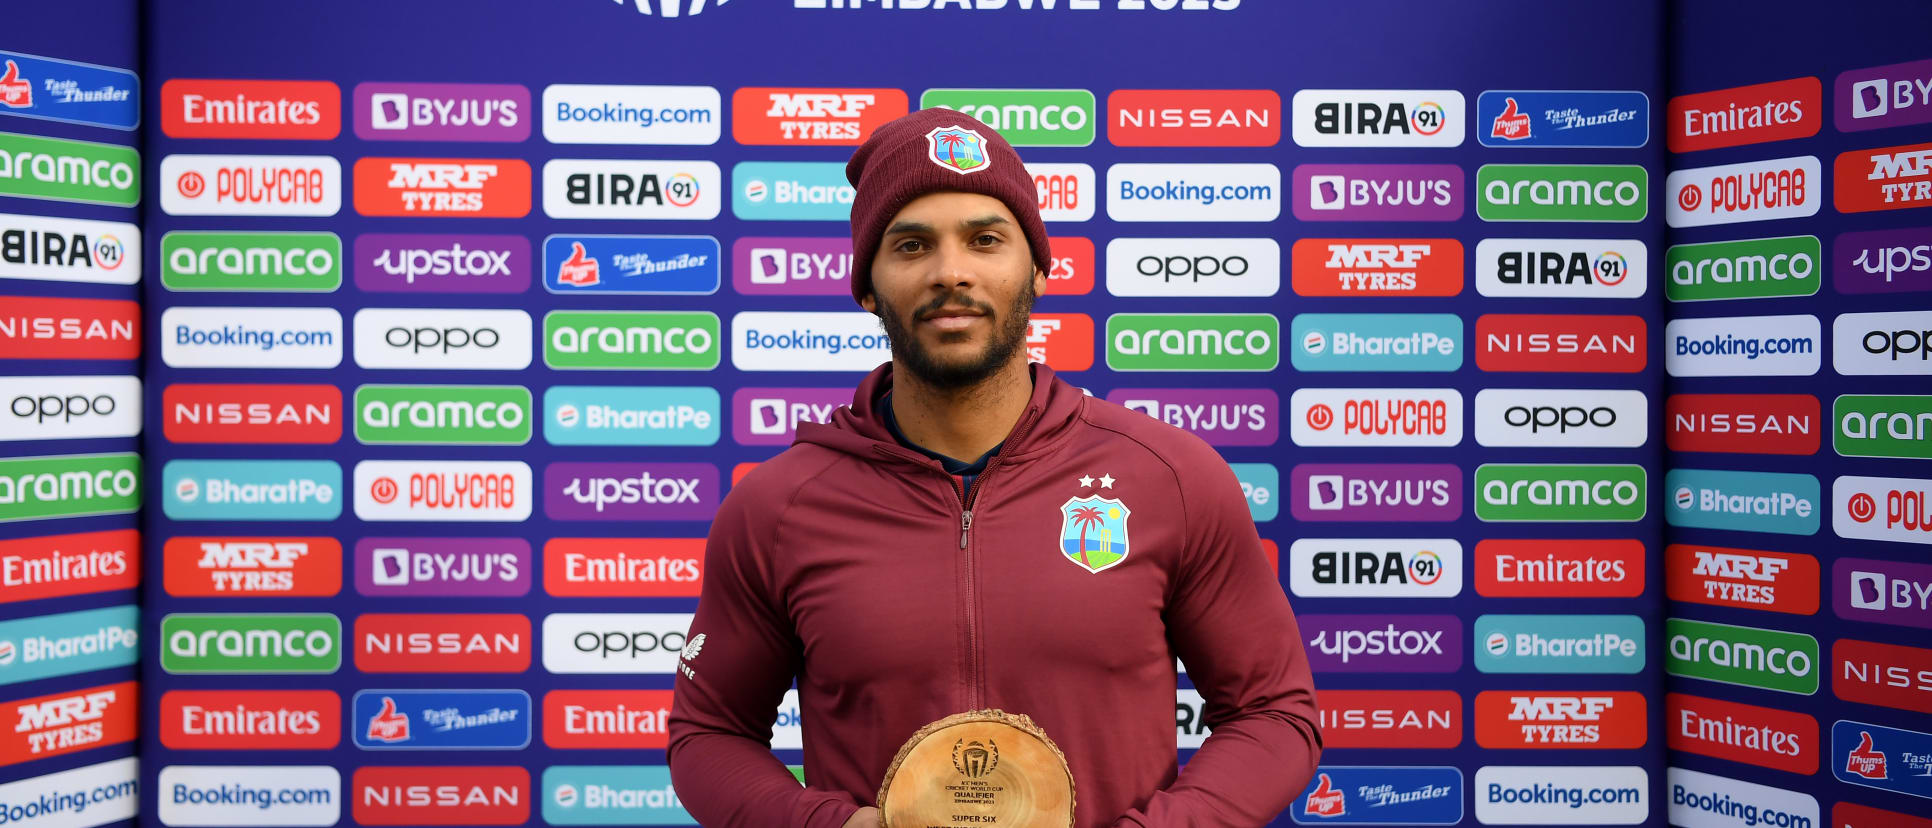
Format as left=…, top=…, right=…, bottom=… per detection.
left=1474, top=614, right=1645, bottom=674
left=1666, top=468, right=1820, bottom=535
left=354, top=233, right=531, bottom=294
left=1, top=213, right=139, bottom=285
left=1299, top=614, right=1461, bottom=673
left=352, top=689, right=531, bottom=750
left=1231, top=463, right=1278, bottom=523
left=1838, top=57, right=1932, bottom=132
left=1105, top=313, right=1278, bottom=371
left=0, top=605, right=138, bottom=686
left=354, top=385, right=532, bottom=446
left=546, top=84, right=721, bottom=145
left=1290, top=314, right=1461, bottom=373
left=1291, top=89, right=1466, bottom=148
left=1477, top=164, right=1648, bottom=222
left=1108, top=387, right=1278, bottom=447
left=923, top=89, right=1095, bottom=147
left=0, top=131, right=140, bottom=207
left=1833, top=310, right=1932, bottom=376
left=162, top=459, right=341, bottom=522
left=1667, top=618, right=1819, bottom=695
left=1475, top=239, right=1647, bottom=299
left=1666, top=235, right=1820, bottom=302
left=1836, top=226, right=1932, bottom=296
left=1474, top=464, right=1646, bottom=523
left=733, top=161, right=855, bottom=221
left=542, top=765, right=690, bottom=825
left=0, top=49, right=139, bottom=131
left=544, top=235, right=719, bottom=295
left=544, top=310, right=721, bottom=371
left=160, top=613, right=341, bottom=674
left=545, top=462, right=719, bottom=522
left=1665, top=314, right=1821, bottom=378
left=1477, top=90, right=1648, bottom=148
left=1666, top=155, right=1821, bottom=227
left=0, top=452, right=140, bottom=523
left=1290, top=765, right=1463, bottom=825
left=1835, top=394, right=1932, bottom=460
left=355, top=538, right=530, bottom=598
left=1292, top=163, right=1461, bottom=222
left=161, top=231, right=341, bottom=292
left=1289, top=463, right=1461, bottom=523
left=546, top=386, right=720, bottom=447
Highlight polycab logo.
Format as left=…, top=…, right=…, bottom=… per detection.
left=1665, top=155, right=1821, bottom=228
left=1835, top=557, right=1932, bottom=630
left=354, top=82, right=529, bottom=142
left=1299, top=614, right=1462, bottom=674
left=1839, top=57, right=1932, bottom=132
left=353, top=765, right=529, bottom=826
left=1025, top=313, right=1094, bottom=371
left=159, top=154, right=341, bottom=216
left=1476, top=90, right=1649, bottom=148
left=543, top=84, right=721, bottom=145
left=1836, top=140, right=1932, bottom=214
left=732, top=87, right=907, bottom=145
left=1668, top=693, right=1818, bottom=775
left=1, top=375, right=141, bottom=442
left=543, top=538, right=703, bottom=598
left=355, top=538, right=531, bottom=598
left=163, top=536, right=342, bottom=598
left=1473, top=389, right=1648, bottom=449
left=544, top=689, right=673, bottom=749
left=161, top=79, right=341, bottom=139
left=1833, top=475, right=1932, bottom=545
left=354, top=613, right=530, bottom=674
left=542, top=159, right=722, bottom=220
left=1474, top=239, right=1647, bottom=299
left=732, top=387, right=848, bottom=446
left=1290, top=238, right=1462, bottom=297
left=1107, top=387, right=1278, bottom=447
left=0, top=529, right=138, bottom=604
left=1030, top=162, right=1098, bottom=222
left=158, top=689, right=340, bottom=750
left=1833, top=310, right=1932, bottom=376
left=1314, top=689, right=1461, bottom=749
left=1108, top=90, right=1279, bottom=147
left=1475, top=314, right=1646, bottom=373
left=1288, top=539, right=1461, bottom=598
left=1665, top=393, right=1818, bottom=455
left=732, top=237, right=851, bottom=296
left=1834, top=638, right=1932, bottom=714
left=1288, top=389, right=1462, bottom=448
left=1473, top=539, right=1643, bottom=599
left=1667, top=77, right=1821, bottom=152
left=1, top=680, right=135, bottom=766
left=353, top=460, right=533, bottom=523
left=1288, top=464, right=1462, bottom=523
left=162, top=383, right=342, bottom=444
left=1835, top=226, right=1932, bottom=297
left=0, top=296, right=140, bottom=360
left=1292, top=89, right=1464, bottom=148
left=1292, top=164, right=1462, bottom=221
left=1474, top=691, right=1647, bottom=750
left=353, top=157, right=531, bottom=218
left=1665, top=544, right=1819, bottom=615
left=0, top=213, right=140, bottom=285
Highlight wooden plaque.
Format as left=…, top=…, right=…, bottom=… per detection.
left=877, top=709, right=1075, bottom=828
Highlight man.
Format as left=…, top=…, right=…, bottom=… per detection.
left=668, top=109, right=1320, bottom=827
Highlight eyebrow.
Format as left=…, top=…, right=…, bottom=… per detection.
left=883, top=215, right=1011, bottom=236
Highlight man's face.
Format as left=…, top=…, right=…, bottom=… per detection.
left=862, top=191, right=1045, bottom=390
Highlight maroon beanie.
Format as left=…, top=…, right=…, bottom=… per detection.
left=845, top=108, right=1051, bottom=306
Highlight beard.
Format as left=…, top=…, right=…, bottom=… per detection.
left=877, top=276, right=1036, bottom=391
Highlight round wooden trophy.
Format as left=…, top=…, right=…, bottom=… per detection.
left=876, top=709, right=1075, bottom=828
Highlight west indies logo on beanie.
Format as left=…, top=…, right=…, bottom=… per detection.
left=926, top=126, right=991, bottom=174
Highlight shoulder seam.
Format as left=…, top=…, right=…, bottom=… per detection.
left=1078, top=412, right=1191, bottom=597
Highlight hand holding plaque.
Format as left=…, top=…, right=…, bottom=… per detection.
left=876, top=709, right=1075, bottom=828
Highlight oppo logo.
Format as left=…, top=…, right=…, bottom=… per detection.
left=1474, top=389, right=1647, bottom=448
left=385, top=325, right=498, bottom=353
left=573, top=630, right=686, bottom=657
left=542, top=613, right=692, bottom=674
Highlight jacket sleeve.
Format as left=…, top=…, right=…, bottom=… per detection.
left=1113, top=451, right=1322, bottom=827
left=668, top=480, right=867, bottom=828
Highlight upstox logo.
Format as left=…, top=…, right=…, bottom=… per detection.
left=1477, top=164, right=1648, bottom=222
left=1474, top=464, right=1645, bottom=522
left=1835, top=395, right=1932, bottom=459
left=1666, top=235, right=1820, bottom=302
left=160, top=612, right=341, bottom=674
left=544, top=311, right=721, bottom=371
left=922, top=89, right=1095, bottom=147
left=732, top=161, right=854, bottom=221
left=1474, top=614, right=1645, bottom=674
left=161, top=231, right=342, bottom=292
left=354, top=385, right=532, bottom=446
left=0, top=131, right=139, bottom=206
left=1666, top=617, right=1818, bottom=695
left=1105, top=313, right=1278, bottom=371
left=1665, top=468, right=1820, bottom=535
left=0, top=453, right=139, bottom=523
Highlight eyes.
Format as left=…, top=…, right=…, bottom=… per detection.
left=891, top=233, right=1004, bottom=255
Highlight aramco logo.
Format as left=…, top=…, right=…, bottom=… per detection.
left=599, top=0, right=731, bottom=17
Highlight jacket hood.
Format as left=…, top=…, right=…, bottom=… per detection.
left=795, top=361, right=1087, bottom=468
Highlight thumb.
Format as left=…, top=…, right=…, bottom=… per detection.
left=566, top=242, right=590, bottom=265
left=1312, top=773, right=1334, bottom=794
left=1501, top=97, right=1519, bottom=118
left=378, top=697, right=398, bottom=717
left=1, top=61, right=18, bottom=84
left=1857, top=731, right=1874, bottom=751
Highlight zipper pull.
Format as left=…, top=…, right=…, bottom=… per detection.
left=960, top=510, right=974, bottom=549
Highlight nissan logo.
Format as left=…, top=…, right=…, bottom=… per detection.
left=1505, top=405, right=1616, bottom=433
left=574, top=630, right=685, bottom=657
left=386, top=325, right=500, bottom=353
left=1137, top=255, right=1248, bottom=283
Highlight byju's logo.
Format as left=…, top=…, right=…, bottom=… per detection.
left=733, top=237, right=851, bottom=296
left=1, top=213, right=139, bottom=285
left=545, top=462, right=719, bottom=522
left=1290, top=464, right=1461, bottom=523
left=1474, top=614, right=1645, bottom=674
left=1477, top=90, right=1648, bottom=148
left=545, top=84, right=721, bottom=145
left=1292, top=89, right=1465, bottom=148
left=1666, top=156, right=1821, bottom=227
left=1834, top=557, right=1932, bottom=630
left=1666, top=468, right=1820, bottom=536
left=1299, top=614, right=1462, bottom=673
left=1289, top=539, right=1461, bottom=598
left=1293, top=164, right=1461, bottom=221
left=544, top=235, right=718, bottom=295
left=162, top=459, right=340, bottom=522
left=355, top=82, right=529, bottom=141
left=1837, top=58, right=1932, bottom=132
left=731, top=387, right=847, bottom=446
left=355, top=538, right=530, bottom=598
left=1291, top=314, right=1461, bottom=373
left=546, top=386, right=719, bottom=447
left=353, top=234, right=530, bottom=294
left=1475, top=239, right=1647, bottom=299
left=351, top=689, right=531, bottom=750
left=1108, top=388, right=1277, bottom=447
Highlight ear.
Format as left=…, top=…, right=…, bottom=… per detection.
left=1032, top=266, right=1048, bottom=297
left=860, top=291, right=879, bottom=315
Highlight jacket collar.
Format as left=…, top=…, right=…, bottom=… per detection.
left=794, top=361, right=1086, bottom=470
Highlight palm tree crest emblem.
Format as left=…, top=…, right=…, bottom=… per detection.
left=1058, top=494, right=1131, bottom=574
left=925, top=126, right=991, bottom=175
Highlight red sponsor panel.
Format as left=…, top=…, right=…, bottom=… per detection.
left=352, top=157, right=532, bottom=218
left=163, top=536, right=342, bottom=598
left=1025, top=313, right=1093, bottom=372
left=1, top=680, right=136, bottom=766
left=1260, top=539, right=1279, bottom=578
left=1835, top=140, right=1932, bottom=214
left=0, top=297, right=140, bottom=360
left=0, top=530, right=138, bottom=603
left=1835, top=802, right=1932, bottom=828
left=544, top=538, right=704, bottom=598
left=1664, top=543, right=1818, bottom=615
left=161, top=383, right=343, bottom=444
left=354, top=613, right=531, bottom=673
left=1834, top=638, right=1932, bottom=713
left=1666, top=77, right=1822, bottom=153
left=1665, top=393, right=1819, bottom=455
left=1666, top=693, right=1817, bottom=775
left=352, top=766, right=529, bottom=826
left=158, top=689, right=340, bottom=750
left=1474, top=691, right=1647, bottom=749
left=1108, top=90, right=1281, bottom=147
left=731, top=462, right=759, bottom=486
left=731, top=87, right=908, bottom=146
left=160, top=79, right=342, bottom=140
left=1315, top=690, right=1461, bottom=749
left=543, top=689, right=674, bottom=749
left=1290, top=238, right=1463, bottom=297
left=1473, top=539, right=1644, bottom=598
left=1044, top=236, right=1095, bottom=296
left=1475, top=314, right=1647, bottom=373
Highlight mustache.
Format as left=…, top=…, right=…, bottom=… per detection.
left=913, top=292, right=995, bottom=320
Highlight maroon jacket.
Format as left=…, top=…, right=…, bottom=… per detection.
left=668, top=363, right=1320, bottom=827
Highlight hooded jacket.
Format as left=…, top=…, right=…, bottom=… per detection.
left=668, top=363, right=1321, bottom=827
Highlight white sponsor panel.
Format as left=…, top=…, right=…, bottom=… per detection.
left=1291, top=89, right=1467, bottom=148
left=0, top=214, right=140, bottom=285
left=1666, top=767, right=1818, bottom=828
left=1474, top=765, right=1648, bottom=825
left=541, top=159, right=722, bottom=220
left=1024, top=162, right=1095, bottom=222
left=352, top=459, right=533, bottom=522
left=160, top=306, right=343, bottom=369
left=1104, top=238, right=1280, bottom=298
left=1664, top=155, right=1820, bottom=228
left=1834, top=475, right=1932, bottom=545
left=1288, top=539, right=1463, bottom=598
left=0, top=376, right=142, bottom=441
left=0, top=756, right=137, bottom=828
left=1474, top=389, right=1647, bottom=448
left=157, top=765, right=340, bottom=827
left=1665, top=314, right=1821, bottom=377
left=1176, top=688, right=1208, bottom=749
left=541, top=84, right=722, bottom=145
left=730, top=311, right=893, bottom=372
left=772, top=689, right=803, bottom=749
left=542, top=612, right=694, bottom=674
left=352, top=308, right=533, bottom=371
left=1289, top=387, right=1464, bottom=447
left=1475, top=238, right=1648, bottom=298
left=159, top=154, right=342, bottom=217
left=1833, top=310, right=1932, bottom=376
left=1106, top=163, right=1281, bottom=222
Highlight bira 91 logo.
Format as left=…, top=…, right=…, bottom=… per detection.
left=1475, top=239, right=1647, bottom=299
left=1665, top=393, right=1819, bottom=455
left=1299, top=614, right=1462, bottom=674
left=0, top=529, right=138, bottom=604
left=1, top=680, right=135, bottom=766
left=544, top=538, right=703, bottom=598
left=1666, top=155, right=1821, bottom=228
left=161, top=79, right=342, bottom=139
left=1666, top=235, right=1822, bottom=303
left=1314, top=689, right=1462, bottom=749
left=1109, top=387, right=1278, bottom=447
left=542, top=159, right=722, bottom=220
left=1665, top=544, right=1818, bottom=615
left=354, top=82, right=530, bottom=142
left=1667, top=77, right=1821, bottom=152
left=1289, top=389, right=1461, bottom=448
left=1, top=213, right=140, bottom=285
left=352, top=689, right=532, bottom=751
left=732, top=87, right=906, bottom=145
left=1475, top=314, right=1646, bottom=373
left=1288, top=539, right=1461, bottom=598
left=1289, top=463, right=1461, bottom=523
left=1292, top=89, right=1464, bottom=148
left=1108, top=89, right=1279, bottom=147
left=162, top=383, right=342, bottom=444
left=1833, top=475, right=1932, bottom=545
left=355, top=538, right=530, bottom=598
left=158, top=688, right=340, bottom=750
left=160, top=154, right=340, bottom=216
left=354, top=765, right=529, bottom=826
left=544, top=689, right=674, bottom=749
left=1834, top=638, right=1932, bottom=715
left=1290, top=238, right=1463, bottom=297
left=354, top=158, right=531, bottom=218
left=354, top=613, right=530, bottom=674
left=352, top=460, right=532, bottom=523
left=1835, top=557, right=1932, bottom=630
left=1838, top=57, right=1932, bottom=132
left=1668, top=693, right=1818, bottom=775
left=1291, top=765, right=1463, bottom=825
left=1836, top=140, right=1932, bottom=214
left=163, top=536, right=342, bottom=598
left=1473, top=539, right=1644, bottom=599
left=1474, top=614, right=1646, bottom=675
left=1292, top=164, right=1461, bottom=221
left=1474, top=691, right=1647, bottom=750
left=0, top=296, right=140, bottom=360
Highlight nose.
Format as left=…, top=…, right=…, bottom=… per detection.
left=926, top=238, right=981, bottom=293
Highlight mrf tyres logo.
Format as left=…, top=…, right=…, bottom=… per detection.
left=1836, top=140, right=1932, bottom=214
left=1290, top=238, right=1463, bottom=297
left=1104, top=313, right=1277, bottom=371
left=1667, top=617, right=1819, bottom=695
left=1666, top=544, right=1819, bottom=615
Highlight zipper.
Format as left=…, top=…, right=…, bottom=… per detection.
left=948, top=404, right=1044, bottom=711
